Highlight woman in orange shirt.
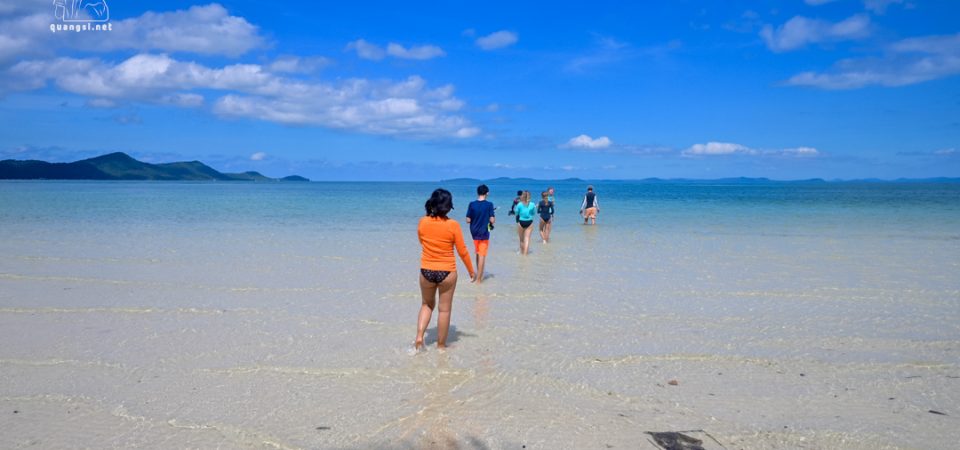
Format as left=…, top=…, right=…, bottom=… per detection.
left=416, top=188, right=476, bottom=350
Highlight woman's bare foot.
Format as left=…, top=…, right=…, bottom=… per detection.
left=414, top=337, right=424, bottom=351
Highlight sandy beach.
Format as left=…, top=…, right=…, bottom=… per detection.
left=1, top=180, right=958, bottom=449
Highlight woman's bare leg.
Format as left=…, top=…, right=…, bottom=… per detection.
left=516, top=224, right=524, bottom=251
left=522, top=226, right=533, bottom=255
left=545, top=220, right=552, bottom=242
left=416, top=274, right=437, bottom=350
left=539, top=220, right=547, bottom=243
left=435, top=271, right=458, bottom=348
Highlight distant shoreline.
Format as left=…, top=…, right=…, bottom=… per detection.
left=2, top=153, right=956, bottom=183
left=0, top=152, right=309, bottom=182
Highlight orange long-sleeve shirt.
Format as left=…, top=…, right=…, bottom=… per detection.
left=418, top=216, right=474, bottom=274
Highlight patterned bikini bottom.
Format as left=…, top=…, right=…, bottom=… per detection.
left=420, top=268, right=451, bottom=283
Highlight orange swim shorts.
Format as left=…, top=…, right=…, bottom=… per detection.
left=474, top=239, right=489, bottom=256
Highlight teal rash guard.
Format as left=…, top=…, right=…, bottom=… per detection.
left=513, top=202, right=537, bottom=221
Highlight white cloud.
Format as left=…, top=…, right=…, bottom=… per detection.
left=785, top=32, right=960, bottom=89
left=683, top=142, right=820, bottom=157
left=102, top=4, right=264, bottom=57
left=7, top=53, right=478, bottom=138
left=386, top=43, right=445, bottom=60
left=0, top=3, right=265, bottom=64
left=760, top=14, right=871, bottom=52
left=564, top=134, right=612, bottom=149
left=805, top=0, right=839, bottom=5
left=345, top=39, right=386, bottom=60
left=347, top=40, right=445, bottom=61
left=475, top=30, right=518, bottom=50
left=455, top=127, right=480, bottom=138
left=683, top=142, right=755, bottom=156
left=250, top=152, right=267, bottom=161
left=781, top=147, right=820, bottom=157
left=934, top=148, right=956, bottom=156
left=0, top=5, right=477, bottom=140
left=268, top=55, right=332, bottom=74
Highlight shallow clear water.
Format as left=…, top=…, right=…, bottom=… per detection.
left=1, top=180, right=958, bottom=449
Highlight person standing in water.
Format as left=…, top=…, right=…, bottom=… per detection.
left=580, top=185, right=600, bottom=225
left=546, top=186, right=556, bottom=236
left=465, top=184, right=495, bottom=284
left=509, top=190, right=522, bottom=224
left=537, top=191, right=554, bottom=243
left=513, top=190, right=537, bottom=255
left=416, top=189, right=476, bottom=351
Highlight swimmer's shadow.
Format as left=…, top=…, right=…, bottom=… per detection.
left=423, top=325, right=478, bottom=346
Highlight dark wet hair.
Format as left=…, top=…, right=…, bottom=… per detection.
left=516, top=190, right=523, bottom=196
left=477, top=184, right=489, bottom=196
left=425, top=188, right=453, bottom=218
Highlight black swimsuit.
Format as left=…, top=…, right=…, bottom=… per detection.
left=420, top=268, right=451, bottom=283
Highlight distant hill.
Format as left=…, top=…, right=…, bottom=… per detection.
left=0, top=152, right=309, bottom=182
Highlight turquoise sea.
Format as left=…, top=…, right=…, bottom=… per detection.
left=1, top=179, right=958, bottom=449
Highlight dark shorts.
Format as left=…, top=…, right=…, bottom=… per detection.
left=420, top=268, right=451, bottom=283
left=519, top=220, right=533, bottom=229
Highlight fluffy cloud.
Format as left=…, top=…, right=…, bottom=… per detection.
left=683, top=142, right=755, bottom=156
left=6, top=53, right=478, bottom=138
left=345, top=39, right=386, bottom=60
left=268, top=55, right=332, bottom=74
left=103, top=4, right=264, bottom=56
left=683, top=142, right=819, bottom=157
left=564, top=134, right=612, bottom=149
left=0, top=4, right=477, bottom=139
left=386, top=43, right=445, bottom=60
left=760, top=14, right=871, bottom=52
left=250, top=152, right=267, bottom=161
left=785, top=32, right=960, bottom=89
left=347, top=40, right=445, bottom=60
left=475, top=30, right=518, bottom=50
left=0, top=3, right=264, bottom=64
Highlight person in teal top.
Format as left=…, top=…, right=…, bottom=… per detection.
left=513, top=190, right=537, bottom=255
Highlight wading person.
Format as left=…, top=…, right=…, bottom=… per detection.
left=416, top=189, right=476, bottom=350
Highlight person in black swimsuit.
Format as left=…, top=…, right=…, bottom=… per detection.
left=537, top=191, right=554, bottom=243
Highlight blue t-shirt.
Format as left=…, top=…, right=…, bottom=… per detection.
left=465, top=199, right=495, bottom=240
left=514, top=202, right=537, bottom=222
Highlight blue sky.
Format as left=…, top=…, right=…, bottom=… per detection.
left=0, top=0, right=958, bottom=180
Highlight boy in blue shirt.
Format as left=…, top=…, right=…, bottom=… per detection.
left=465, top=184, right=496, bottom=283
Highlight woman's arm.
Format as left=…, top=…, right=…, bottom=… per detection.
left=452, top=222, right=475, bottom=277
